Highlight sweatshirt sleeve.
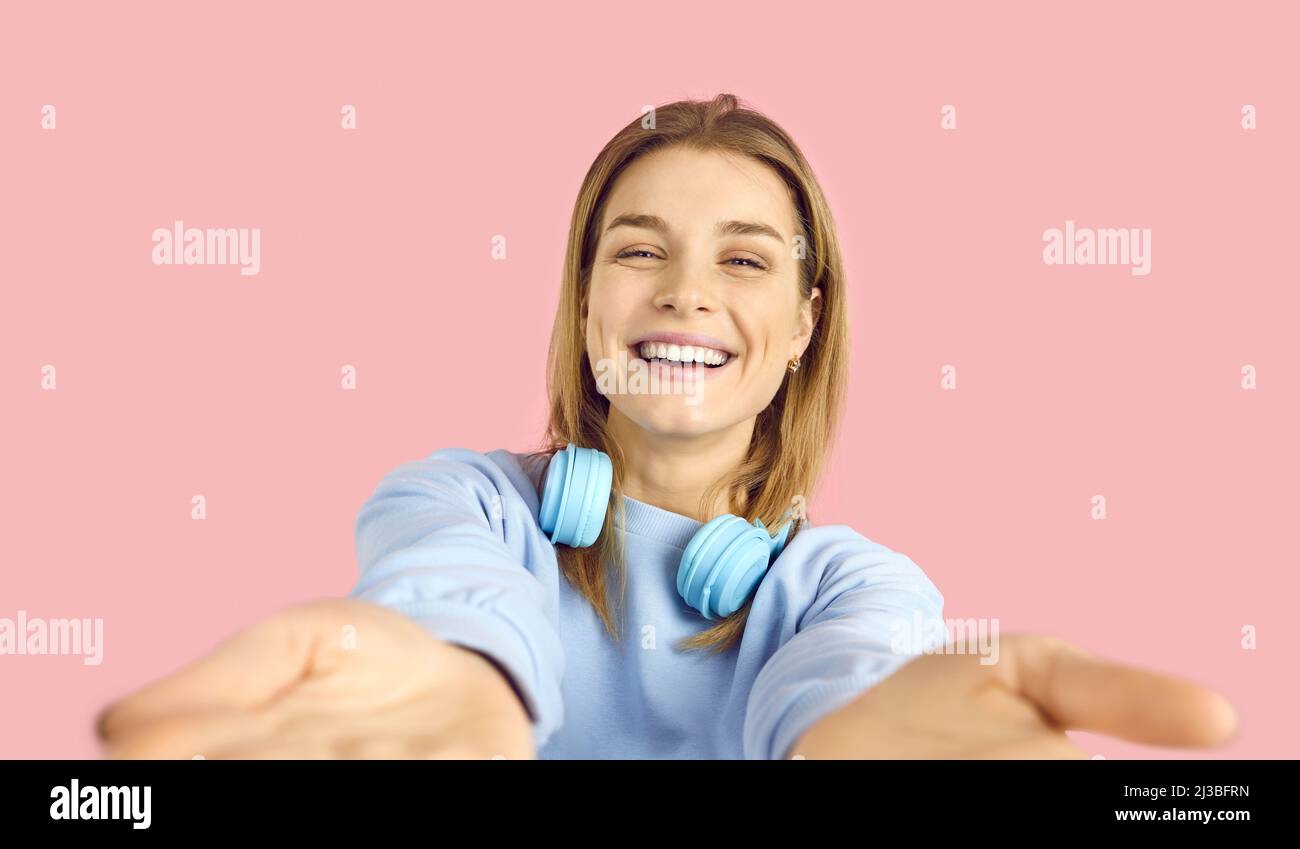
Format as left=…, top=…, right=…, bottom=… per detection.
left=743, top=530, right=947, bottom=760
left=347, top=448, right=565, bottom=751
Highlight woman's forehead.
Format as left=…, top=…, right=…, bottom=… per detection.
left=601, top=150, right=798, bottom=238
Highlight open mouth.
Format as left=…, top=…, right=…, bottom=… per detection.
left=631, top=332, right=743, bottom=369
left=634, top=341, right=731, bottom=369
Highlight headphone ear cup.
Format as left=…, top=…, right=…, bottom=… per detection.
left=538, top=444, right=612, bottom=547
left=678, top=516, right=773, bottom=620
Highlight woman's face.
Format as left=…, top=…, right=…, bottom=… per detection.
left=584, top=146, right=820, bottom=439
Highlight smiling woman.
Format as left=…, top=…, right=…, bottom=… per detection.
left=96, top=93, right=1237, bottom=763
left=541, top=104, right=844, bottom=657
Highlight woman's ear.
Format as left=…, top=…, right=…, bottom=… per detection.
left=795, top=287, right=823, bottom=356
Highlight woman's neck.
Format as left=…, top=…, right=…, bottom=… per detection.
left=605, top=407, right=754, bottom=522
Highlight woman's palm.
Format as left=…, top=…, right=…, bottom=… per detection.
left=96, top=599, right=536, bottom=759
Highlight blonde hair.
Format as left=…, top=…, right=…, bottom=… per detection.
left=531, top=93, right=849, bottom=653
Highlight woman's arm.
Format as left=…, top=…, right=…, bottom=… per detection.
left=743, top=529, right=948, bottom=760
left=97, top=448, right=565, bottom=759
left=744, top=531, right=1236, bottom=759
left=349, top=448, right=566, bottom=749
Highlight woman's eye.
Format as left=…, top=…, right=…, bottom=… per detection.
left=614, top=249, right=767, bottom=270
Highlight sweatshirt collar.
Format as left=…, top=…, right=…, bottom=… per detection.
left=615, top=495, right=703, bottom=550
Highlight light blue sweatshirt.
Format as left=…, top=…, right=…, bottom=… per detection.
left=347, top=447, right=947, bottom=759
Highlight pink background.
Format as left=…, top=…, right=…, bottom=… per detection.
left=1, top=1, right=1295, bottom=759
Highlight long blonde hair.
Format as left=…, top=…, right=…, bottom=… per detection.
left=531, top=93, right=849, bottom=653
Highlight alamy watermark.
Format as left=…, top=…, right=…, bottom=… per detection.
left=1043, top=219, right=1151, bottom=276
left=50, top=779, right=150, bottom=829
left=151, top=219, right=261, bottom=276
left=890, top=612, right=1000, bottom=665
left=0, top=610, right=103, bottom=665
left=593, top=350, right=706, bottom=405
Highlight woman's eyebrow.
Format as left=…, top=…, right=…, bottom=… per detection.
left=716, top=219, right=785, bottom=244
left=605, top=213, right=785, bottom=244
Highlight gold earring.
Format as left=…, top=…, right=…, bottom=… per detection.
left=787, top=355, right=801, bottom=373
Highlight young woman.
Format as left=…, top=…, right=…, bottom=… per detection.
left=96, top=95, right=1237, bottom=759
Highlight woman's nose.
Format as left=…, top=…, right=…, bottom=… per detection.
left=651, top=269, right=717, bottom=314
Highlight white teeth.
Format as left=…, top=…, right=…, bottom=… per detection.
left=635, top=341, right=732, bottom=366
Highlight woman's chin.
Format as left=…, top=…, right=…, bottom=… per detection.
left=613, top=397, right=732, bottom=439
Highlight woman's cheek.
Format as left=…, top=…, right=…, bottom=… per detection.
left=747, top=354, right=790, bottom=412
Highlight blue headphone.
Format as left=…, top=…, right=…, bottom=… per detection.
left=538, top=443, right=792, bottom=620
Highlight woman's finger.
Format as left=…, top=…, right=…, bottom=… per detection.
left=1008, top=635, right=1238, bottom=748
left=104, top=705, right=279, bottom=759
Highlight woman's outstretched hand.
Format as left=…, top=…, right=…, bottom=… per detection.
left=788, top=633, right=1239, bottom=759
left=96, top=598, right=536, bottom=759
